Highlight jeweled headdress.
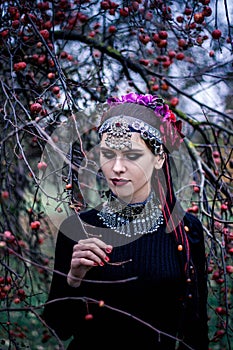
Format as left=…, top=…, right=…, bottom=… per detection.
left=100, top=92, right=184, bottom=152
left=98, top=115, right=163, bottom=151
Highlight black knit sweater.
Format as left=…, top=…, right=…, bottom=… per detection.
left=42, top=209, right=209, bottom=350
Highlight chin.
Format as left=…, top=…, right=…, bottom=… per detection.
left=114, top=190, right=134, bottom=203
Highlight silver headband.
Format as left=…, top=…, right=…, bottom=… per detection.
left=98, top=115, right=162, bottom=150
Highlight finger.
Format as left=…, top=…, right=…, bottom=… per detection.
left=72, top=250, right=105, bottom=265
left=71, top=257, right=97, bottom=268
left=78, top=238, right=112, bottom=253
left=73, top=240, right=112, bottom=262
left=75, top=242, right=106, bottom=260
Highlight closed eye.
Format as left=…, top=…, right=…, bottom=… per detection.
left=124, top=153, right=142, bottom=161
left=100, top=150, right=115, bottom=159
left=100, top=150, right=143, bottom=161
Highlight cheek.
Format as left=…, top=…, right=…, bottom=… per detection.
left=131, top=163, right=151, bottom=182
left=100, top=159, right=111, bottom=175
left=100, top=154, right=108, bottom=167
left=135, top=156, right=156, bottom=173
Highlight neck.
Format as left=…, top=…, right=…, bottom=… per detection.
left=111, top=187, right=152, bottom=205
left=111, top=191, right=152, bottom=206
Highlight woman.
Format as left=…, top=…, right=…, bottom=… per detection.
left=42, top=93, right=209, bottom=349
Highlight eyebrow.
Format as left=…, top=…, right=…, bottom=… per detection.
left=100, top=147, right=144, bottom=153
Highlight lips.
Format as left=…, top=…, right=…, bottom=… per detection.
left=111, top=178, right=129, bottom=186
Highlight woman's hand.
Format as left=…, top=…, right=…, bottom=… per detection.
left=67, top=237, right=113, bottom=288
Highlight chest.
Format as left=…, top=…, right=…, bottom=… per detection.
left=88, top=229, right=184, bottom=286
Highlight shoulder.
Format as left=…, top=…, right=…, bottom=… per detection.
left=79, top=205, right=109, bottom=227
left=183, top=212, right=204, bottom=245
left=79, top=207, right=101, bottom=225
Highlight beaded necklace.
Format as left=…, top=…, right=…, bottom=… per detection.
left=98, top=191, right=164, bottom=238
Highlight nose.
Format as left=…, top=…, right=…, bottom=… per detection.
left=112, top=156, right=126, bottom=173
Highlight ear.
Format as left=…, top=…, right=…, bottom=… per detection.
left=154, top=153, right=165, bottom=169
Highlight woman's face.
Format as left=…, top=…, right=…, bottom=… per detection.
left=100, top=132, right=164, bottom=203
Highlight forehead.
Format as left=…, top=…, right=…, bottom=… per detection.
left=100, top=132, right=148, bottom=150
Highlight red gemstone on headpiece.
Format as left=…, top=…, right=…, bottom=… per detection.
left=115, top=122, right=121, bottom=127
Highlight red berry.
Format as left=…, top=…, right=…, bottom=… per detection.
left=161, top=82, right=169, bottom=91
left=13, top=297, right=21, bottom=304
left=37, top=54, right=46, bottom=65
left=0, top=30, right=9, bottom=38
left=168, top=50, right=176, bottom=59
left=176, top=15, right=184, bottom=23
left=119, top=7, right=129, bottom=17
left=221, top=204, right=228, bottom=211
left=139, top=34, right=150, bottom=45
left=109, top=8, right=115, bottom=15
left=13, top=62, right=27, bottom=71
left=100, top=1, right=110, bottom=10
left=193, top=186, right=200, bottom=193
left=1, top=191, right=9, bottom=199
left=184, top=7, right=192, bottom=16
left=157, top=39, right=167, bottom=48
left=39, top=29, right=49, bottom=40
left=144, top=11, right=153, bottom=21
left=158, top=30, right=168, bottom=39
left=215, top=329, right=225, bottom=337
left=47, top=72, right=55, bottom=79
left=30, top=221, right=41, bottom=229
left=212, top=270, right=220, bottom=280
left=3, top=284, right=11, bottom=292
left=132, top=1, right=139, bottom=11
left=212, top=29, right=222, bottom=40
left=139, top=59, right=150, bottom=66
left=194, top=12, right=204, bottom=24
left=85, top=313, right=93, bottom=320
left=12, top=20, right=20, bottom=29
left=108, top=25, right=117, bottom=33
left=215, top=278, right=224, bottom=284
left=60, top=51, right=67, bottom=59
left=170, top=97, right=179, bottom=107
left=226, top=265, right=233, bottom=274
left=44, top=20, right=53, bottom=29
left=37, top=161, right=47, bottom=170
left=151, top=84, right=159, bottom=91
left=203, top=6, right=212, bottom=17
left=178, top=39, right=187, bottom=48
left=30, top=103, right=42, bottom=113
left=162, top=60, right=171, bottom=68
left=17, top=288, right=26, bottom=296
left=152, top=33, right=160, bottom=43
left=176, top=52, right=185, bottom=60
left=3, top=231, right=14, bottom=241
left=52, top=86, right=60, bottom=94
left=187, top=205, right=199, bottom=213
left=215, top=307, right=226, bottom=315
